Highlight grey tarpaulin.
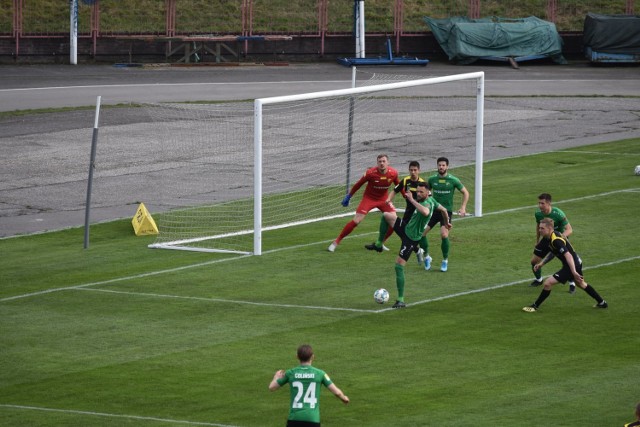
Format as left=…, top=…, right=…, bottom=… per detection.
left=583, top=13, right=640, bottom=55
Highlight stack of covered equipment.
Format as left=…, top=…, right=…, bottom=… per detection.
left=424, top=16, right=566, bottom=65
left=583, top=13, right=640, bottom=63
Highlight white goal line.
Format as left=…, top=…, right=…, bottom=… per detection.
left=151, top=206, right=478, bottom=254
left=149, top=212, right=356, bottom=253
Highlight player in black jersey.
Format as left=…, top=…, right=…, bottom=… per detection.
left=522, top=218, right=608, bottom=312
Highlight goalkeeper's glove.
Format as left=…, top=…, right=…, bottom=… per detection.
left=341, top=194, right=352, bottom=207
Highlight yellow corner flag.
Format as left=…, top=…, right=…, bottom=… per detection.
left=132, top=203, right=159, bottom=236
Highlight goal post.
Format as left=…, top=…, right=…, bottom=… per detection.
left=147, top=71, right=484, bottom=255
left=253, top=71, right=484, bottom=255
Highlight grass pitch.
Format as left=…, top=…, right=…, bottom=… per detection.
left=1, top=138, right=639, bottom=426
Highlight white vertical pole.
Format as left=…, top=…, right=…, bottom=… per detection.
left=253, top=100, right=263, bottom=255
left=70, top=0, right=78, bottom=65
left=351, top=65, right=357, bottom=88
left=84, top=96, right=101, bottom=248
left=474, top=73, right=484, bottom=217
left=345, top=66, right=357, bottom=193
left=356, top=0, right=365, bottom=58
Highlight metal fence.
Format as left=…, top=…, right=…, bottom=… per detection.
left=0, top=0, right=636, bottom=56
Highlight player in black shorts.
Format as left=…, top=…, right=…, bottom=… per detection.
left=522, top=218, right=607, bottom=312
left=530, top=193, right=575, bottom=293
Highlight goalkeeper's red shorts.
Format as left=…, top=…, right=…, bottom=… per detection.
left=356, top=197, right=396, bottom=215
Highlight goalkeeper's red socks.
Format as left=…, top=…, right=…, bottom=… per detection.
left=336, top=220, right=358, bottom=244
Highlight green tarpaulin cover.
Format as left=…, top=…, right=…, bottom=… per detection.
left=424, top=16, right=566, bottom=64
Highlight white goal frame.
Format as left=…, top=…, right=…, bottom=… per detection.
left=253, top=71, right=484, bottom=255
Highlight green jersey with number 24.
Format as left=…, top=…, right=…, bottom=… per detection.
left=277, top=365, right=333, bottom=423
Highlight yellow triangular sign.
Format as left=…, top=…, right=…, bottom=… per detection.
left=132, top=203, right=159, bottom=236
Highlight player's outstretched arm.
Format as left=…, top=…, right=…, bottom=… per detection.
left=534, top=252, right=555, bottom=271
left=268, top=370, right=285, bottom=391
left=387, top=189, right=398, bottom=204
left=563, top=252, right=583, bottom=283
left=406, top=192, right=431, bottom=218
left=563, top=223, right=573, bottom=238
left=327, top=383, right=350, bottom=404
left=458, top=186, right=470, bottom=216
left=347, top=174, right=368, bottom=199
left=438, top=205, right=452, bottom=229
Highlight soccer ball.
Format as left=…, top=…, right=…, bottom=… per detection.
left=635, top=165, right=640, bottom=176
left=374, top=288, right=390, bottom=304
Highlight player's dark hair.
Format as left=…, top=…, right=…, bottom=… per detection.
left=538, top=193, right=552, bottom=202
left=417, top=182, right=429, bottom=189
left=436, top=157, right=449, bottom=165
left=409, top=160, right=420, bottom=169
left=297, top=344, right=314, bottom=362
left=377, top=154, right=389, bottom=161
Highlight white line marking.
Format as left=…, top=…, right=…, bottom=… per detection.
left=1, top=188, right=638, bottom=304
left=75, top=255, right=639, bottom=312
left=0, top=255, right=251, bottom=302
left=478, top=188, right=639, bottom=216
left=1, top=228, right=638, bottom=426
left=0, top=404, right=240, bottom=427
left=78, top=288, right=378, bottom=313
left=557, top=150, right=640, bottom=156
left=3, top=79, right=639, bottom=93
left=378, top=255, right=640, bottom=312
left=0, top=81, right=349, bottom=93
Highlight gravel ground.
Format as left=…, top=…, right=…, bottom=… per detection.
left=1, top=61, right=639, bottom=237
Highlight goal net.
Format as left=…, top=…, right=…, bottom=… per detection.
left=146, top=70, right=484, bottom=255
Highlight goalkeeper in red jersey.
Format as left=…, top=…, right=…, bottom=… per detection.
left=328, top=154, right=400, bottom=252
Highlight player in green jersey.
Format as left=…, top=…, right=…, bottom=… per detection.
left=269, top=344, right=349, bottom=427
left=522, top=218, right=607, bottom=312
left=421, top=157, right=469, bottom=272
left=530, top=193, right=575, bottom=293
left=368, top=182, right=450, bottom=308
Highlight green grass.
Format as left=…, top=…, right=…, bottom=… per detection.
left=1, top=0, right=630, bottom=35
left=1, top=138, right=640, bottom=426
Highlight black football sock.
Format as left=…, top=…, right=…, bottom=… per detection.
left=583, top=284, right=604, bottom=303
left=531, top=264, right=542, bottom=281
left=533, top=289, right=551, bottom=307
